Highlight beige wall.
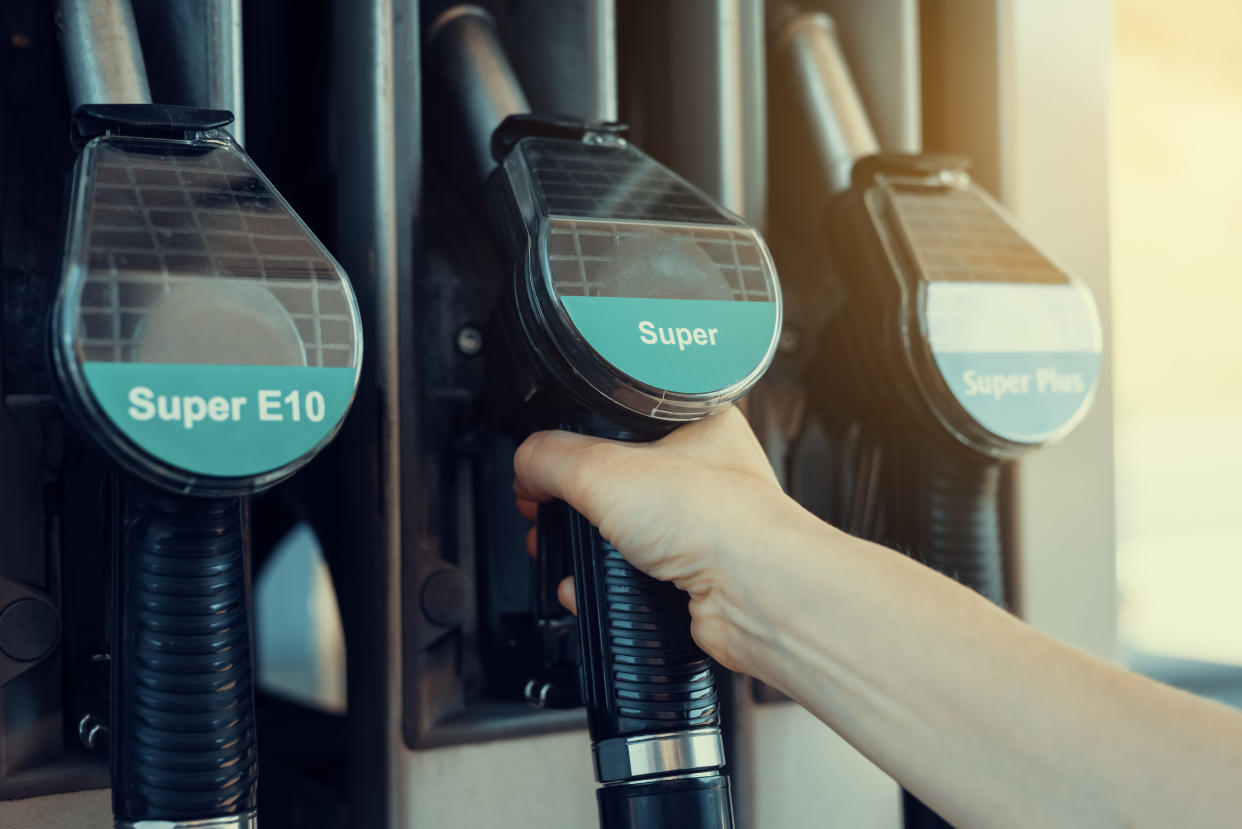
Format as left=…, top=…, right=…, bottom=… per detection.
left=1111, top=0, right=1242, bottom=664
left=1003, top=0, right=1117, bottom=659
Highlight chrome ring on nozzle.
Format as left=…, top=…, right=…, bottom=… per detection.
left=593, top=729, right=727, bottom=784
left=118, top=814, right=259, bottom=829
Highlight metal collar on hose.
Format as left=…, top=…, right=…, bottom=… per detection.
left=594, top=729, right=726, bottom=784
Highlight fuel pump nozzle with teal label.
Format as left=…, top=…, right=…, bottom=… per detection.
left=432, top=8, right=781, bottom=827
left=768, top=5, right=1101, bottom=827
left=52, top=2, right=362, bottom=825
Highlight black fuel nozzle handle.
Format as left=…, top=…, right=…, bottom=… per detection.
left=537, top=431, right=735, bottom=829
left=913, top=447, right=1007, bottom=608
left=112, top=481, right=258, bottom=826
left=543, top=502, right=724, bottom=742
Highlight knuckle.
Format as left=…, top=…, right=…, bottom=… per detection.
left=566, top=440, right=621, bottom=510
left=513, top=431, right=548, bottom=475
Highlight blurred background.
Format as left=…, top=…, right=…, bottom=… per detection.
left=1113, top=0, right=1242, bottom=682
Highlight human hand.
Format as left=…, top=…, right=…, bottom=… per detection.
left=513, top=406, right=821, bottom=673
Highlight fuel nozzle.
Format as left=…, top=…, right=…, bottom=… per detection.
left=431, top=7, right=784, bottom=827
left=52, top=2, right=361, bottom=826
left=767, top=3, right=1101, bottom=460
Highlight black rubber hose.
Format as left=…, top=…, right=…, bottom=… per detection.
left=112, top=480, right=258, bottom=823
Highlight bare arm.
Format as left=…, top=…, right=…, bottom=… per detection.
left=514, top=407, right=1242, bottom=829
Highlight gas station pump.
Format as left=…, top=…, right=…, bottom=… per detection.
left=766, top=4, right=1103, bottom=827
left=0, top=1, right=1118, bottom=826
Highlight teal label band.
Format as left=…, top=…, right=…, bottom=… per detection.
left=82, top=362, right=356, bottom=477
left=559, top=296, right=778, bottom=394
left=932, top=351, right=1102, bottom=443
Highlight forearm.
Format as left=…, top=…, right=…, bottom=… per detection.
left=718, top=505, right=1242, bottom=829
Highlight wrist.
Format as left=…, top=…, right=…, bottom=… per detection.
left=700, top=495, right=842, bottom=685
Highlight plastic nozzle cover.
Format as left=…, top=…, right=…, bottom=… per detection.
left=495, top=136, right=782, bottom=423
left=53, top=133, right=362, bottom=496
